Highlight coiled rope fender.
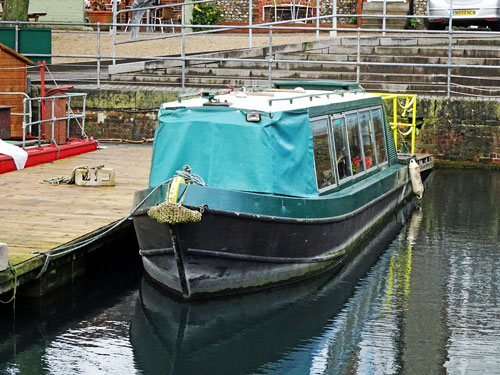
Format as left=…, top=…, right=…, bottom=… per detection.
left=32, top=165, right=206, bottom=279
left=147, top=165, right=206, bottom=225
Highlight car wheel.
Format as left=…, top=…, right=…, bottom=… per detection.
left=490, top=21, right=500, bottom=31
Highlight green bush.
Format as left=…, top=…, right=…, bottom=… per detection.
left=191, top=2, right=222, bottom=32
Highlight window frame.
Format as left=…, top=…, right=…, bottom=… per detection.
left=310, top=105, right=390, bottom=192
left=369, top=105, right=389, bottom=168
left=358, top=109, right=379, bottom=173
left=331, top=113, right=354, bottom=185
left=310, top=115, right=338, bottom=193
left=344, top=109, right=368, bottom=178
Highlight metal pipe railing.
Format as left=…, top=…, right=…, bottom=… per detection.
left=97, top=24, right=101, bottom=89
left=0, top=94, right=87, bottom=149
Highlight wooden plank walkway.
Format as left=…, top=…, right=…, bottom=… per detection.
left=0, top=144, right=152, bottom=267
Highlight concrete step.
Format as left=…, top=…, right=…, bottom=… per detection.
left=293, top=52, right=500, bottom=65
left=100, top=75, right=500, bottom=97
left=109, top=36, right=500, bottom=75
left=111, top=69, right=500, bottom=88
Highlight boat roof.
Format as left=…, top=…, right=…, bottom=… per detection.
left=163, top=82, right=378, bottom=114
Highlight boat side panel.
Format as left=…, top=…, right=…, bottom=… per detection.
left=135, top=181, right=404, bottom=259
left=134, top=179, right=410, bottom=298
left=133, top=164, right=408, bottom=221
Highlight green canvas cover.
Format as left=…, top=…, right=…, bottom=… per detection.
left=149, top=106, right=318, bottom=197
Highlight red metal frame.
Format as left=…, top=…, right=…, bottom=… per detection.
left=0, top=139, right=98, bottom=174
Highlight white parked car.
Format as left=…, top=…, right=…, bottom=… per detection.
left=427, top=0, right=500, bottom=30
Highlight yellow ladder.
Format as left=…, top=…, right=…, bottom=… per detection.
left=371, top=93, right=418, bottom=154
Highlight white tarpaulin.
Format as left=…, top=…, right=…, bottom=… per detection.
left=0, top=139, right=28, bottom=170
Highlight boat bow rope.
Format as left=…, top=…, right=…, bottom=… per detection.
left=30, top=165, right=205, bottom=279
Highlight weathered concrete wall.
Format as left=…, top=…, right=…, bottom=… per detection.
left=80, top=90, right=177, bottom=140
left=29, top=0, right=85, bottom=23
left=417, top=98, right=500, bottom=164
left=29, top=88, right=177, bottom=140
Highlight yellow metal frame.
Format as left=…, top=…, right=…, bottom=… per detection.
left=371, top=93, right=418, bottom=154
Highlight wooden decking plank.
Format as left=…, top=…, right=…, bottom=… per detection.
left=0, top=144, right=152, bottom=267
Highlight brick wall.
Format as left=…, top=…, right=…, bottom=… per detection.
left=52, top=89, right=178, bottom=140
left=83, top=109, right=158, bottom=140
left=29, top=0, right=85, bottom=23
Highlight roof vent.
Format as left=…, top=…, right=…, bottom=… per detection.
left=201, top=92, right=232, bottom=107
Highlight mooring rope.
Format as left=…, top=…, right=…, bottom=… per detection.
left=176, top=165, right=206, bottom=187
left=31, top=165, right=205, bottom=279
left=39, top=165, right=104, bottom=185
left=0, top=263, right=18, bottom=306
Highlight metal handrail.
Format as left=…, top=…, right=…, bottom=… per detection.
left=0, top=93, right=87, bottom=149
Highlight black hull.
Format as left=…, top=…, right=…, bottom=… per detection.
left=133, top=178, right=418, bottom=299
left=130, top=201, right=417, bottom=374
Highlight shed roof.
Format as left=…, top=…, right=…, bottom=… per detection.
left=0, top=43, right=34, bottom=65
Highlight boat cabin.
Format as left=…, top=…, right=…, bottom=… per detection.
left=150, top=81, right=397, bottom=197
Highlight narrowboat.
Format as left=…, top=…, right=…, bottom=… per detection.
left=132, top=81, right=433, bottom=300
left=131, top=202, right=417, bottom=374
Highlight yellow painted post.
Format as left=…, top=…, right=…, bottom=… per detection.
left=411, top=95, right=417, bottom=153
left=393, top=97, right=398, bottom=151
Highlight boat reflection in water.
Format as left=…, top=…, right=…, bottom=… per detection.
left=130, top=201, right=423, bottom=375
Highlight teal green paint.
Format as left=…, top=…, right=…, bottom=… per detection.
left=0, top=27, right=51, bottom=64
left=136, top=162, right=406, bottom=220
left=307, top=96, right=384, bottom=118
left=149, top=107, right=318, bottom=197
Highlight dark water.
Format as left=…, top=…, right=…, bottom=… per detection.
left=1, top=169, right=499, bottom=375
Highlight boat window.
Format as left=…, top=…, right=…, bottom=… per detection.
left=332, top=116, right=352, bottom=181
left=372, top=107, right=388, bottom=164
left=359, top=110, right=375, bottom=170
left=346, top=113, right=364, bottom=175
left=310, top=117, right=336, bottom=189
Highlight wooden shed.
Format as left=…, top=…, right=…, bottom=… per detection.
left=0, top=42, right=34, bottom=139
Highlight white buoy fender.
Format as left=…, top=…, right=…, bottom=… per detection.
left=409, top=159, right=424, bottom=199
left=0, top=243, right=8, bottom=272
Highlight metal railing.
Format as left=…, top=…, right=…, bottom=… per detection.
left=1, top=1, right=500, bottom=99
left=0, top=92, right=87, bottom=149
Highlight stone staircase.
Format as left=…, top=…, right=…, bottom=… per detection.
left=102, top=36, right=500, bottom=97
left=361, top=2, right=409, bottom=30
